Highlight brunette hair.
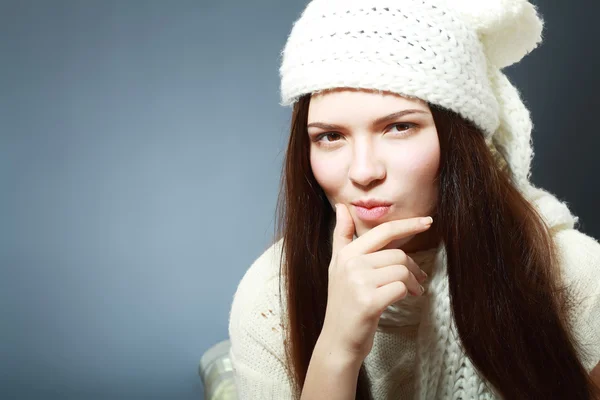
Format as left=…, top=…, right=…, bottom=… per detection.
left=273, top=93, right=600, bottom=399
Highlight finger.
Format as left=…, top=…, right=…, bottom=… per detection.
left=344, top=217, right=433, bottom=257
left=331, top=203, right=356, bottom=256
left=372, top=281, right=410, bottom=314
left=370, top=264, right=424, bottom=297
left=361, top=250, right=428, bottom=283
left=405, top=255, right=428, bottom=283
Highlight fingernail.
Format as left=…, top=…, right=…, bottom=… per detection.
left=419, top=285, right=426, bottom=295
left=420, top=216, right=433, bottom=226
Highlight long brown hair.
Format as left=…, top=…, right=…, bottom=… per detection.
left=273, top=93, right=600, bottom=399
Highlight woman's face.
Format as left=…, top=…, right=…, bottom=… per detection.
left=307, top=88, right=440, bottom=251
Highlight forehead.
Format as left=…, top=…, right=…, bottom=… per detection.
left=307, top=89, right=429, bottom=122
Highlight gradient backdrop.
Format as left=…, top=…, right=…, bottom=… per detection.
left=1, top=0, right=598, bottom=399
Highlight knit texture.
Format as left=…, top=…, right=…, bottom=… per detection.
left=279, top=0, right=499, bottom=136
left=228, top=190, right=600, bottom=399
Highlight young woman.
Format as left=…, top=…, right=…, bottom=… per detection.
left=228, top=0, right=600, bottom=398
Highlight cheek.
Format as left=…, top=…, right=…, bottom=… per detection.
left=310, top=153, right=345, bottom=196
left=409, top=150, right=439, bottom=180
left=390, top=141, right=440, bottom=206
left=391, top=141, right=439, bottom=181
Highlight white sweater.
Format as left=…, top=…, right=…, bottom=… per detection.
left=228, top=228, right=600, bottom=399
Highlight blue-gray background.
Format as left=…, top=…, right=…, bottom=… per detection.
left=1, top=0, right=598, bottom=399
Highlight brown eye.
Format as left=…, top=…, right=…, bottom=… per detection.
left=317, top=132, right=341, bottom=142
left=313, top=132, right=344, bottom=147
left=388, top=123, right=416, bottom=136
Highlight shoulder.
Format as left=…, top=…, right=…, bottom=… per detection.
left=552, top=228, right=600, bottom=373
left=227, top=237, right=290, bottom=364
left=229, top=237, right=286, bottom=336
left=553, top=228, right=600, bottom=297
left=227, top=237, right=295, bottom=397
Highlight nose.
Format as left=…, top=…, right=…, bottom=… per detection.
left=348, top=139, right=386, bottom=188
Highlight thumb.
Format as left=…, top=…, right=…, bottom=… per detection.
left=332, top=203, right=355, bottom=255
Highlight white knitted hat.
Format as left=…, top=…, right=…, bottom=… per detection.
left=279, top=0, right=548, bottom=193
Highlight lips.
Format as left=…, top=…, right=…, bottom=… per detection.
left=353, top=204, right=391, bottom=221
left=352, top=199, right=393, bottom=209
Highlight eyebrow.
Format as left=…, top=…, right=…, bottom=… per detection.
left=306, top=109, right=429, bottom=130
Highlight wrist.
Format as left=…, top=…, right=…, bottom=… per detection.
left=314, top=334, right=364, bottom=372
left=302, top=334, right=363, bottom=399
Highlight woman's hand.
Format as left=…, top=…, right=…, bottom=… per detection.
left=320, top=203, right=432, bottom=364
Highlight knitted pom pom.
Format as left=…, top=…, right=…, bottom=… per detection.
left=448, top=0, right=544, bottom=68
